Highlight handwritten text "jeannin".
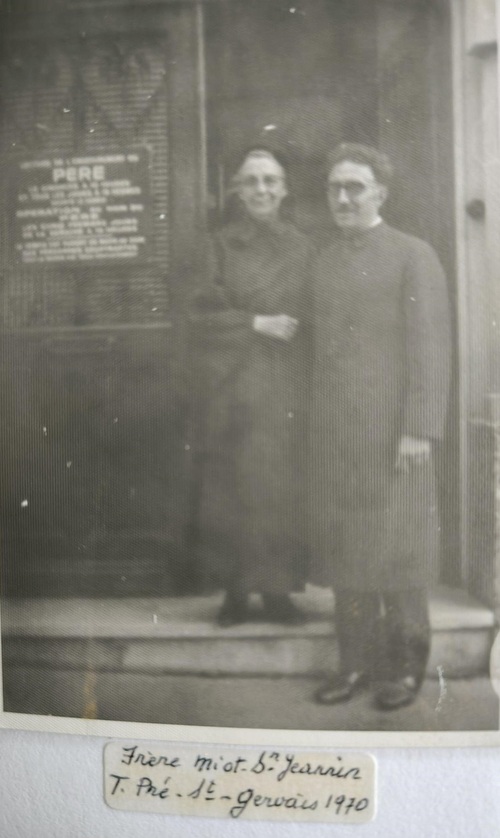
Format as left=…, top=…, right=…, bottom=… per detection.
left=193, top=750, right=362, bottom=782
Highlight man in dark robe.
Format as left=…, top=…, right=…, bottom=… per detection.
left=311, top=143, right=451, bottom=710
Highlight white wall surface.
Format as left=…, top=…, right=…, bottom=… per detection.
left=0, top=729, right=499, bottom=838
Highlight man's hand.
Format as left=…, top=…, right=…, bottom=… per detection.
left=395, top=435, right=431, bottom=472
left=253, top=314, right=299, bottom=341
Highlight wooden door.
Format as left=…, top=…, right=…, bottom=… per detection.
left=377, top=0, right=459, bottom=587
left=205, top=0, right=458, bottom=585
left=204, top=0, right=379, bottom=236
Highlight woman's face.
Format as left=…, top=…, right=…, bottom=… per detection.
left=236, top=154, right=288, bottom=222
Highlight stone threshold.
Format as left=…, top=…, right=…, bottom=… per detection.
left=1, top=585, right=496, bottom=679
left=1, top=584, right=495, bottom=639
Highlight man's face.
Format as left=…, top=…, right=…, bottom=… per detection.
left=327, top=160, right=387, bottom=231
left=236, top=155, right=288, bottom=223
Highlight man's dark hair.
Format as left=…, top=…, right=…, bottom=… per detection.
left=326, top=143, right=394, bottom=185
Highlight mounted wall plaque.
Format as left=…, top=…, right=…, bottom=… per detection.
left=12, top=148, right=153, bottom=266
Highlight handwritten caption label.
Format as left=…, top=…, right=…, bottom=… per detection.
left=104, top=742, right=375, bottom=823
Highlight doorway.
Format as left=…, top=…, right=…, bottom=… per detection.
left=0, top=0, right=459, bottom=597
left=203, top=0, right=459, bottom=586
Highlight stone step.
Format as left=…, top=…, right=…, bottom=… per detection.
left=2, top=586, right=496, bottom=679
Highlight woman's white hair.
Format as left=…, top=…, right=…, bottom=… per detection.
left=230, top=148, right=286, bottom=191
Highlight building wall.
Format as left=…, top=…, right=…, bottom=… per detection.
left=452, top=0, right=500, bottom=612
left=454, top=0, right=498, bottom=417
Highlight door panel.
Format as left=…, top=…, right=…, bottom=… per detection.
left=0, top=4, right=202, bottom=596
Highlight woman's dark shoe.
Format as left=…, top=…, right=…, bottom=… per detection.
left=314, top=671, right=368, bottom=705
left=374, top=676, right=419, bottom=711
left=216, top=597, right=251, bottom=628
left=261, top=595, right=306, bottom=625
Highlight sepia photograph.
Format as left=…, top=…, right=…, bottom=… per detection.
left=0, top=0, right=499, bottom=741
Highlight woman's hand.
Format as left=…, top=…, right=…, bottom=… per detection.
left=253, top=314, right=299, bottom=341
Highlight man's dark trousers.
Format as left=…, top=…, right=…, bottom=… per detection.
left=334, top=588, right=431, bottom=687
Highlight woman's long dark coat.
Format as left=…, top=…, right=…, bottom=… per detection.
left=191, top=218, right=311, bottom=594
left=310, top=223, right=451, bottom=592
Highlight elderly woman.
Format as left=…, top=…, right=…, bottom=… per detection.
left=191, top=148, right=311, bottom=626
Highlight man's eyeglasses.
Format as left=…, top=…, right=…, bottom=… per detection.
left=327, top=180, right=374, bottom=199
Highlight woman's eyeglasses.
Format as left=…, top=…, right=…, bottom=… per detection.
left=239, top=175, right=284, bottom=188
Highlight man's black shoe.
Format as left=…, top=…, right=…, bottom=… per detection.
left=313, top=671, right=368, bottom=705
left=374, top=676, right=419, bottom=711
